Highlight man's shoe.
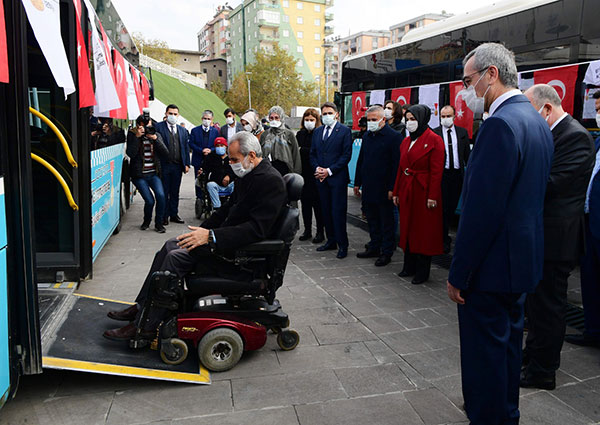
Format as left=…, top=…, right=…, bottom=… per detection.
left=299, top=231, right=312, bottom=241
left=520, top=370, right=556, bottom=390
left=170, top=215, right=185, bottom=224
left=312, top=232, right=325, bottom=244
left=375, top=255, right=391, bottom=267
left=564, top=333, right=600, bottom=348
left=356, top=249, right=380, bottom=259
left=163, top=218, right=169, bottom=226
left=155, top=223, right=166, bottom=233
left=107, top=304, right=139, bottom=321
left=317, top=242, right=337, bottom=252
left=397, top=270, right=414, bottom=277
left=336, top=248, right=348, bottom=259
left=103, top=322, right=137, bottom=341
left=411, top=277, right=428, bottom=285
left=140, top=220, right=151, bottom=230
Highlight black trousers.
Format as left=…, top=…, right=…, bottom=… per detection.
left=441, top=169, right=463, bottom=246
left=401, top=243, right=431, bottom=281
left=363, top=200, right=395, bottom=256
left=523, top=260, right=574, bottom=377
left=300, top=175, right=324, bottom=234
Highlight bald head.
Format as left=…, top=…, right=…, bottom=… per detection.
left=524, top=84, right=565, bottom=128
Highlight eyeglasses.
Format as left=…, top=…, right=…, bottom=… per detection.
left=462, top=67, right=489, bottom=88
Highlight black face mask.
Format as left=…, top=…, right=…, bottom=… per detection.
left=406, top=104, right=431, bottom=140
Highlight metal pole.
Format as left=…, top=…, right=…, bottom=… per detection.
left=246, top=75, right=252, bottom=109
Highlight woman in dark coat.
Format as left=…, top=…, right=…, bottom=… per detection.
left=296, top=108, right=324, bottom=243
left=384, top=100, right=406, bottom=134
left=392, top=104, right=444, bottom=284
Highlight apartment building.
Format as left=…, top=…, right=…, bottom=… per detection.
left=198, top=5, right=232, bottom=60
left=389, top=13, right=452, bottom=43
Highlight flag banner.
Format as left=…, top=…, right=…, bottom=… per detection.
left=351, top=91, right=366, bottom=130
left=369, top=90, right=385, bottom=106
left=0, top=0, right=8, bottom=83
left=534, top=65, right=579, bottom=115
left=418, top=84, right=440, bottom=129
left=110, top=51, right=128, bottom=119
left=391, top=88, right=411, bottom=106
left=583, top=60, right=600, bottom=86
left=21, top=0, right=75, bottom=99
left=125, top=62, right=141, bottom=119
left=583, top=87, right=600, bottom=120
left=518, top=75, right=534, bottom=92
left=449, top=82, right=474, bottom=139
left=140, top=72, right=150, bottom=107
left=130, top=65, right=144, bottom=116
left=73, top=0, right=95, bottom=108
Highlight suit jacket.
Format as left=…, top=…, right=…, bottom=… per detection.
left=448, top=94, right=554, bottom=293
left=589, top=137, right=600, bottom=240
left=543, top=115, right=595, bottom=262
left=354, top=124, right=402, bottom=203
left=433, top=124, right=471, bottom=170
left=201, top=159, right=286, bottom=255
left=155, top=121, right=190, bottom=171
left=309, top=121, right=353, bottom=185
left=189, top=126, right=219, bottom=168
left=219, top=122, right=244, bottom=140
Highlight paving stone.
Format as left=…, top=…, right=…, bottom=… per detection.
left=431, top=374, right=464, bottom=407
left=334, top=364, right=416, bottom=397
left=316, top=277, right=350, bottom=291
left=311, top=322, right=377, bottom=344
left=342, top=300, right=384, bottom=318
left=55, top=370, right=153, bottom=396
left=276, top=342, right=378, bottom=371
left=304, top=266, right=368, bottom=280
left=404, top=388, right=466, bottom=424
left=380, top=330, right=432, bottom=355
left=551, top=383, right=600, bottom=422
left=410, top=324, right=460, bottom=350
left=170, top=407, right=299, bottom=425
left=559, top=348, right=600, bottom=380
left=403, top=347, right=461, bottom=380
left=391, top=311, right=429, bottom=330
left=212, top=349, right=282, bottom=381
left=360, top=314, right=404, bottom=334
left=519, top=391, right=594, bottom=425
left=288, top=305, right=353, bottom=325
left=364, top=340, right=403, bottom=364
left=409, top=308, right=450, bottom=327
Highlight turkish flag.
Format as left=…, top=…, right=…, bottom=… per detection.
left=140, top=73, right=150, bottom=107
left=130, top=65, right=144, bottom=114
left=0, top=0, right=8, bottom=83
left=534, top=65, right=579, bottom=115
left=110, top=51, right=128, bottom=119
left=73, top=0, right=95, bottom=108
left=391, top=88, right=411, bottom=106
left=352, top=91, right=366, bottom=130
left=449, top=82, right=474, bottom=139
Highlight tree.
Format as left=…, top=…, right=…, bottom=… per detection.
left=132, top=32, right=178, bottom=66
left=209, top=79, right=226, bottom=101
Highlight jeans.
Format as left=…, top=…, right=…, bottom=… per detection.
left=206, top=181, right=234, bottom=208
left=132, top=174, right=165, bottom=224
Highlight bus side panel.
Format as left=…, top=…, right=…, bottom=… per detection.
left=0, top=180, right=9, bottom=407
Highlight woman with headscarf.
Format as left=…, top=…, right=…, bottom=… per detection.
left=392, top=104, right=445, bottom=284
left=241, top=109, right=264, bottom=139
left=259, top=105, right=301, bottom=176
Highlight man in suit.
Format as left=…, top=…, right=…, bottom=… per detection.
left=565, top=91, right=600, bottom=348
left=103, top=131, right=287, bottom=339
left=155, top=104, right=190, bottom=225
left=354, top=105, right=401, bottom=267
left=433, top=105, right=471, bottom=253
left=520, top=84, right=595, bottom=390
left=310, top=102, right=353, bottom=259
left=220, top=108, right=244, bottom=142
left=447, top=43, right=554, bottom=425
left=190, top=109, right=220, bottom=200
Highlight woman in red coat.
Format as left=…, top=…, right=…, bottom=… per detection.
left=392, top=104, right=445, bottom=284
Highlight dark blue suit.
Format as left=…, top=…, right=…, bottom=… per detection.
left=310, top=122, right=352, bottom=249
left=155, top=121, right=190, bottom=218
left=448, top=94, right=553, bottom=425
left=190, top=126, right=219, bottom=199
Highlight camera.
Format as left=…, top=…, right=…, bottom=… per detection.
left=144, top=125, right=156, bottom=136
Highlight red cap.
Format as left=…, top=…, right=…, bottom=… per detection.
left=214, top=137, right=227, bottom=147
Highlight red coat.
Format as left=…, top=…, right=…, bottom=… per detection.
left=393, top=127, right=445, bottom=256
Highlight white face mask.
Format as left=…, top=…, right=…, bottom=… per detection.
left=596, top=113, right=600, bottom=129
left=304, top=121, right=316, bottom=131
left=166, top=114, right=178, bottom=125
left=322, top=114, right=336, bottom=126
left=226, top=117, right=235, bottom=125
left=202, top=119, right=211, bottom=128
left=269, top=120, right=282, bottom=128
left=406, top=120, right=419, bottom=133
left=384, top=109, right=393, bottom=119
left=400, top=117, right=406, bottom=125
left=537, top=105, right=550, bottom=123
left=244, top=124, right=253, bottom=132
left=367, top=119, right=383, bottom=132
left=459, top=68, right=490, bottom=115
left=441, top=117, right=454, bottom=128
left=230, top=156, right=254, bottom=178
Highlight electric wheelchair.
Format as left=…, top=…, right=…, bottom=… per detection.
left=195, top=172, right=232, bottom=219
left=132, top=173, right=303, bottom=372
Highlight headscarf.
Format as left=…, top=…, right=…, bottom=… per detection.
left=407, top=104, right=431, bottom=140
left=241, top=110, right=263, bottom=136
left=268, top=105, right=286, bottom=120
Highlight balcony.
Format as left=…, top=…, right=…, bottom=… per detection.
left=258, top=18, right=280, bottom=28
left=325, top=12, right=333, bottom=22
left=324, top=25, right=334, bottom=36
left=325, top=0, right=334, bottom=7
left=258, top=32, right=279, bottom=42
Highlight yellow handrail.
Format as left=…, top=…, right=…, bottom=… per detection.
left=29, top=107, right=78, bottom=168
left=31, top=153, right=79, bottom=211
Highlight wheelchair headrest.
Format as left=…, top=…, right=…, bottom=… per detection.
left=283, top=173, right=304, bottom=202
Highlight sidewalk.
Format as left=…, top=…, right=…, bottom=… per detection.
left=1, top=172, right=599, bottom=425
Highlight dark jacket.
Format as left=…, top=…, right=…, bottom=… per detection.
left=433, top=124, right=471, bottom=170
left=189, top=126, right=220, bottom=168
left=355, top=124, right=402, bottom=203
left=155, top=121, right=190, bottom=171
left=219, top=122, right=244, bottom=140
left=309, top=122, right=353, bottom=185
left=389, top=120, right=406, bottom=134
left=543, top=114, right=595, bottom=262
left=201, top=159, right=286, bottom=255
left=203, top=152, right=235, bottom=185
left=590, top=138, right=600, bottom=240
left=93, top=128, right=125, bottom=151
left=296, top=127, right=316, bottom=180
left=126, top=131, right=169, bottom=179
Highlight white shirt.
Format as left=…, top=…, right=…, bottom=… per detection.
left=227, top=123, right=236, bottom=141
left=202, top=125, right=210, bottom=132
left=322, top=124, right=335, bottom=140
left=409, top=138, right=418, bottom=151
left=442, top=125, right=460, bottom=169
left=169, top=124, right=177, bottom=135
left=585, top=146, right=600, bottom=213
left=550, top=113, right=569, bottom=131
left=489, top=89, right=522, bottom=117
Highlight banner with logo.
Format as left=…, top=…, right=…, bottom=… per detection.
left=583, top=87, right=600, bottom=120
left=125, top=62, right=141, bottom=119
left=0, top=1, right=8, bottom=83
left=533, top=65, right=579, bottom=115
left=110, top=51, right=128, bottom=119
left=418, top=84, right=440, bottom=129
left=351, top=91, right=366, bottom=130
left=369, top=90, right=385, bottom=106
left=449, top=82, right=474, bottom=139
left=584, top=60, right=600, bottom=86
left=391, top=88, right=411, bottom=106
left=73, top=0, right=95, bottom=108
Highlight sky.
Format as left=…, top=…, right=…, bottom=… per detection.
left=111, top=0, right=499, bottom=51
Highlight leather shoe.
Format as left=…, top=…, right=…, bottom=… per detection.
left=336, top=248, right=348, bottom=259
left=375, top=255, right=391, bottom=267
left=564, top=333, right=600, bottom=348
left=163, top=218, right=169, bottom=226
left=356, top=249, right=380, bottom=259
left=140, top=220, right=150, bottom=230
left=312, top=232, right=325, bottom=244
left=397, top=270, right=414, bottom=277
left=170, top=215, right=185, bottom=224
left=102, top=322, right=154, bottom=341
left=411, top=277, right=428, bottom=285
left=317, top=242, right=337, bottom=252
left=520, top=369, right=556, bottom=390
left=107, top=304, right=139, bottom=321
left=299, top=232, right=312, bottom=241
left=155, top=223, right=166, bottom=233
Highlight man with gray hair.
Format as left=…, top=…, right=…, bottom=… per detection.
left=446, top=43, right=554, bottom=424
left=103, top=132, right=287, bottom=340
left=520, top=84, right=595, bottom=390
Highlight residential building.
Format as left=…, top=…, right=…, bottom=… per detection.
left=201, top=58, right=228, bottom=91
left=170, top=49, right=205, bottom=78
left=198, top=5, right=233, bottom=60
left=389, top=13, right=452, bottom=43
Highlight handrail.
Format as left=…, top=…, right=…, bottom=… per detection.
left=29, top=107, right=78, bottom=168
left=31, top=153, right=79, bottom=211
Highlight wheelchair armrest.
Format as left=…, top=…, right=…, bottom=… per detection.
left=235, top=240, right=285, bottom=256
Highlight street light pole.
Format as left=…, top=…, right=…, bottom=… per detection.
left=245, top=71, right=252, bottom=109
left=322, top=42, right=333, bottom=102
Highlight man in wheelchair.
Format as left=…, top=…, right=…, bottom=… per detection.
left=198, top=137, right=235, bottom=213
left=104, top=131, right=288, bottom=341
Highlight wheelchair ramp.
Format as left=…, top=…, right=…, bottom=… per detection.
left=42, top=294, right=211, bottom=385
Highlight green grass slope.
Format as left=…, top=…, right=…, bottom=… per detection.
left=151, top=69, right=230, bottom=126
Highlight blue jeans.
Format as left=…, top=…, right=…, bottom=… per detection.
left=206, top=181, right=234, bottom=208
left=133, top=174, right=165, bottom=224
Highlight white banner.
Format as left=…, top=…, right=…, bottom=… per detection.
left=583, top=87, right=600, bottom=120
left=125, top=60, right=141, bottom=119
left=418, top=84, right=440, bottom=128
left=369, top=90, right=385, bottom=106
left=21, top=0, right=75, bottom=99
left=583, top=60, right=600, bottom=86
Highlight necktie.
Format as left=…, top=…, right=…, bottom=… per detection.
left=447, top=129, right=455, bottom=169
left=170, top=125, right=175, bottom=135
left=324, top=126, right=331, bottom=141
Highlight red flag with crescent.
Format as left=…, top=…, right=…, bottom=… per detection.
left=391, top=88, right=411, bottom=106
left=533, top=65, right=579, bottom=115
left=0, top=0, right=8, bottom=83
left=130, top=65, right=144, bottom=114
left=73, top=0, right=95, bottom=108
left=140, top=72, right=150, bottom=107
left=352, top=91, right=366, bottom=130
left=110, top=51, right=128, bottom=119
left=449, top=81, right=473, bottom=139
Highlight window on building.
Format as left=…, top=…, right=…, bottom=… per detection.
left=314, top=33, right=320, bottom=40
left=372, top=39, right=378, bottom=48
left=315, top=47, right=320, bottom=54
left=255, top=31, right=257, bottom=37
left=239, top=40, right=242, bottom=46
left=253, top=2, right=256, bottom=8
left=282, top=0, right=289, bottom=6
left=219, top=69, right=223, bottom=77
left=297, top=16, right=303, bottom=24
left=314, top=18, right=320, bottom=26
left=283, top=15, right=289, bottom=23
left=298, top=31, right=303, bottom=39
left=184, top=58, right=189, bottom=62
left=298, top=59, right=303, bottom=67
left=314, top=4, right=320, bottom=11
left=314, top=61, right=321, bottom=69
left=297, top=45, right=303, bottom=52
left=203, top=68, right=207, bottom=73
left=283, top=29, right=289, bottom=37
left=297, top=2, right=303, bottom=9
left=283, top=44, right=289, bottom=50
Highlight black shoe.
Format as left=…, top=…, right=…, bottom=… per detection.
left=397, top=270, right=414, bottom=277
left=356, top=249, right=380, bottom=259
left=520, top=369, right=556, bottom=390
left=317, top=242, right=337, bottom=252
left=312, top=232, right=325, bottom=244
left=564, top=333, right=600, bottom=348
left=170, top=215, right=185, bottom=224
left=299, top=232, right=312, bottom=241
left=336, top=248, right=348, bottom=259
left=140, top=220, right=151, bottom=230
left=375, top=255, right=391, bottom=267
left=411, top=277, right=428, bottom=285
left=155, top=223, right=166, bottom=233
left=163, top=218, right=169, bottom=226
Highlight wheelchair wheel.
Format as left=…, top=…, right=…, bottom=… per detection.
left=277, top=330, right=299, bottom=351
left=198, top=328, right=244, bottom=372
left=160, top=338, right=189, bottom=365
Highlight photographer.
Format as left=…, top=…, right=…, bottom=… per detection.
left=91, top=117, right=125, bottom=151
left=126, top=116, right=169, bottom=233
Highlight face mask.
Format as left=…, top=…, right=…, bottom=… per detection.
left=384, top=109, right=393, bottom=119
left=460, top=69, right=489, bottom=114
left=596, top=113, right=600, bottom=128
left=367, top=119, right=382, bottom=132
left=406, top=120, right=419, bottom=133
left=244, top=124, right=253, bottom=132
left=537, top=105, right=550, bottom=122
left=441, top=117, right=454, bottom=128
left=231, top=156, right=254, bottom=178
left=215, top=146, right=226, bottom=156
left=166, top=114, right=178, bottom=125
left=269, top=120, right=282, bottom=128
left=226, top=117, right=235, bottom=125
left=322, top=114, right=336, bottom=126
left=202, top=119, right=211, bottom=128
left=304, top=121, right=316, bottom=131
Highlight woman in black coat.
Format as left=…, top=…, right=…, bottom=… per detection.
left=296, top=108, right=324, bottom=243
left=384, top=100, right=406, bottom=134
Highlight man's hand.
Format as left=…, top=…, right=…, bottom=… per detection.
left=315, top=167, right=329, bottom=181
left=177, top=226, right=209, bottom=251
left=184, top=166, right=190, bottom=174
left=392, top=196, right=399, bottom=206
left=447, top=281, right=465, bottom=305
left=202, top=148, right=211, bottom=155
left=388, top=191, right=393, bottom=200
left=222, top=175, right=230, bottom=186
left=353, top=186, right=360, bottom=197
left=147, top=133, right=157, bottom=141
